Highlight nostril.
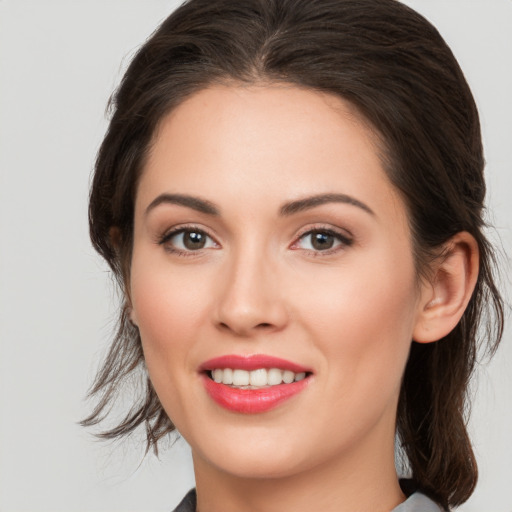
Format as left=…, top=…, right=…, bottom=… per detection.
left=215, top=321, right=276, bottom=339
left=217, top=321, right=273, bottom=331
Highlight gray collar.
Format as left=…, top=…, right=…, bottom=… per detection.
left=172, top=489, right=444, bottom=512
left=392, top=492, right=444, bottom=512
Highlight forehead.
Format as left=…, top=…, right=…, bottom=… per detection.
left=137, top=84, right=402, bottom=222
left=149, top=83, right=381, bottom=167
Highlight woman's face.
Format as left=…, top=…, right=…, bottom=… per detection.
left=130, top=84, right=426, bottom=480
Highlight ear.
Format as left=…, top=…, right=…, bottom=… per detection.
left=109, top=226, right=121, bottom=251
left=128, top=305, right=139, bottom=327
left=109, top=226, right=138, bottom=326
left=413, top=232, right=479, bottom=343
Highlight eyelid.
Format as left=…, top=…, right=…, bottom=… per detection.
left=158, top=224, right=220, bottom=255
left=290, top=224, right=354, bottom=253
left=156, top=222, right=353, bottom=256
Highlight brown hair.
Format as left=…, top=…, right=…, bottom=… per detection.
left=83, top=0, right=504, bottom=508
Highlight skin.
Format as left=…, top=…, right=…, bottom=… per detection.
left=128, top=84, right=475, bottom=512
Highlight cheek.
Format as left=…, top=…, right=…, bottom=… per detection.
left=129, top=256, right=217, bottom=428
left=129, top=253, right=211, bottom=374
left=295, top=249, right=418, bottom=384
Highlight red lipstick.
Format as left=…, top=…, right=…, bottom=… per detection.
left=199, top=354, right=312, bottom=414
left=200, top=354, right=310, bottom=373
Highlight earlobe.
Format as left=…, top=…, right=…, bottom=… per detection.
left=128, top=305, right=139, bottom=327
left=109, top=226, right=121, bottom=251
left=413, top=232, right=479, bottom=344
left=109, top=226, right=137, bottom=326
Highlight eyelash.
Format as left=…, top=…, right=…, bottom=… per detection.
left=158, top=225, right=218, bottom=257
left=291, top=226, right=354, bottom=256
left=157, top=224, right=354, bottom=257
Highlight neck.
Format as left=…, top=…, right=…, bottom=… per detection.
left=193, top=434, right=405, bottom=512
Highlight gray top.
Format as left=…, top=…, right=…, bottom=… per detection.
left=393, top=491, right=443, bottom=512
left=171, top=489, right=443, bottom=512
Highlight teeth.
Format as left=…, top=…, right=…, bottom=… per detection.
left=232, top=369, right=250, bottom=386
left=222, top=368, right=233, bottom=385
left=210, top=368, right=308, bottom=388
left=282, top=370, right=295, bottom=384
left=249, top=369, right=267, bottom=387
left=267, top=368, right=282, bottom=386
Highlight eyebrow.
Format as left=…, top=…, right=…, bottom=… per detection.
left=145, top=192, right=374, bottom=218
left=145, top=193, right=220, bottom=216
left=279, top=193, right=374, bottom=216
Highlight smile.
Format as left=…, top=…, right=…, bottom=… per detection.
left=210, top=368, right=307, bottom=388
left=200, top=355, right=313, bottom=414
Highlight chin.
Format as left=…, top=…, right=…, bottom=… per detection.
left=201, top=450, right=308, bottom=480
left=189, top=423, right=314, bottom=479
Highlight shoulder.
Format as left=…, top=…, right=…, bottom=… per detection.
left=171, top=489, right=197, bottom=512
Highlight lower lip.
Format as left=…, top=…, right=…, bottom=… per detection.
left=202, top=375, right=310, bottom=414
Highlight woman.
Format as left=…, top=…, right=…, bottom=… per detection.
left=82, top=0, right=505, bottom=510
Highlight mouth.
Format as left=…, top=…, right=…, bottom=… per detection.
left=199, top=355, right=313, bottom=413
left=209, top=367, right=309, bottom=389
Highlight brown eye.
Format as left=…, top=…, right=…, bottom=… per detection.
left=161, top=228, right=217, bottom=252
left=311, top=232, right=335, bottom=250
left=183, top=231, right=207, bottom=250
left=296, top=229, right=353, bottom=252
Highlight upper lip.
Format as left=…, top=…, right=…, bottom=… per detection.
left=199, top=354, right=311, bottom=374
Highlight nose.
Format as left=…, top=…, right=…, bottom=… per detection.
left=213, top=250, right=289, bottom=337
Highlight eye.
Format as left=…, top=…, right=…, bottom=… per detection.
left=160, top=228, right=217, bottom=253
left=294, top=229, right=353, bottom=252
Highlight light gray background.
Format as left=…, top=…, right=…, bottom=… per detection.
left=0, top=1, right=510, bottom=511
